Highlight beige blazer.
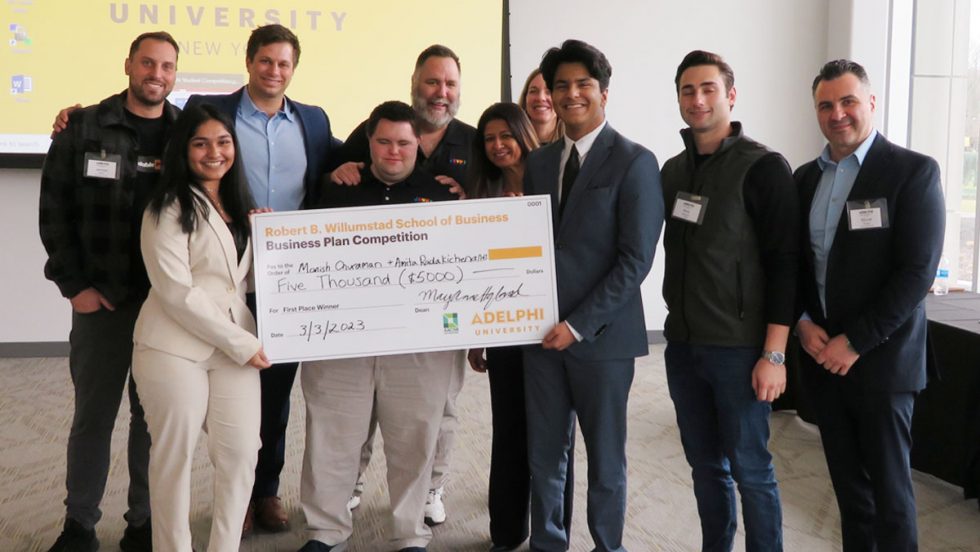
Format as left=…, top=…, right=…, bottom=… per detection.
left=134, top=189, right=260, bottom=366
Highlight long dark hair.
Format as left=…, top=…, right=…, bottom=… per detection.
left=467, top=103, right=539, bottom=199
left=148, top=104, right=254, bottom=239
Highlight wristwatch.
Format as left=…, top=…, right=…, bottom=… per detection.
left=761, top=350, right=786, bottom=365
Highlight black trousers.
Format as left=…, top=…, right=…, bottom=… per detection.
left=802, top=358, right=918, bottom=552
left=247, top=293, right=299, bottom=499
left=486, top=346, right=574, bottom=547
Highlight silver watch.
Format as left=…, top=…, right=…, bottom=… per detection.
left=761, top=350, right=785, bottom=365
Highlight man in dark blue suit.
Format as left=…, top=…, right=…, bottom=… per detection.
left=522, top=39, right=664, bottom=552
left=795, top=59, right=945, bottom=552
left=185, top=23, right=339, bottom=534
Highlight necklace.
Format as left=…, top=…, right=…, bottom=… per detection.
left=203, top=185, right=230, bottom=222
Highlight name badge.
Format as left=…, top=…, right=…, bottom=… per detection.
left=83, top=151, right=122, bottom=180
left=671, top=191, right=708, bottom=225
left=846, top=198, right=889, bottom=230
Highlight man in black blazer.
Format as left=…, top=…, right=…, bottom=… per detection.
left=795, top=59, right=944, bottom=552
left=522, top=39, right=663, bottom=552
left=185, top=24, right=339, bottom=534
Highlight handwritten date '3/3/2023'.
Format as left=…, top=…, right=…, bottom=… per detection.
left=293, top=319, right=366, bottom=341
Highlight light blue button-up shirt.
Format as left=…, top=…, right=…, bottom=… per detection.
left=236, top=89, right=307, bottom=211
left=809, top=130, right=877, bottom=315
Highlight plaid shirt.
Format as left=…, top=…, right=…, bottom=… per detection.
left=38, top=91, right=180, bottom=306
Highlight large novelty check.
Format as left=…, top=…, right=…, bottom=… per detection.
left=252, top=196, right=559, bottom=363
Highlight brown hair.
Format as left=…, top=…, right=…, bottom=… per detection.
left=246, top=24, right=301, bottom=66
left=674, top=50, right=734, bottom=93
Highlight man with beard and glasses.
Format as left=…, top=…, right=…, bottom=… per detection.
left=39, top=31, right=181, bottom=552
left=326, top=44, right=476, bottom=526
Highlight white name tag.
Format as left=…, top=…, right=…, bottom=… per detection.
left=83, top=152, right=122, bottom=180
left=846, top=198, right=889, bottom=230
left=848, top=207, right=882, bottom=229
left=671, top=192, right=708, bottom=225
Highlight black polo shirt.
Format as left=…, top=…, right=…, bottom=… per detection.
left=333, top=118, right=476, bottom=188
left=317, top=166, right=458, bottom=209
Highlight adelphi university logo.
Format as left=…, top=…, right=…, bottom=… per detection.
left=471, top=308, right=545, bottom=336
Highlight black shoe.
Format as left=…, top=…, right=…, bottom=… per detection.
left=298, top=540, right=335, bottom=552
left=398, top=548, right=427, bottom=552
left=119, top=519, right=152, bottom=552
left=47, top=519, right=98, bottom=552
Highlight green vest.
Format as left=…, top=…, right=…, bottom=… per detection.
left=661, top=123, right=770, bottom=346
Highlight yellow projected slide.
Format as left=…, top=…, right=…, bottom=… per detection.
left=0, top=0, right=502, bottom=153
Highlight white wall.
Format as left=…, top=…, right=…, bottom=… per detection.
left=511, top=0, right=830, bottom=332
left=0, top=168, right=72, bottom=342
left=2, top=0, right=834, bottom=344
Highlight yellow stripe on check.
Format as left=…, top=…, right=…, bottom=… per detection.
left=488, top=246, right=543, bottom=260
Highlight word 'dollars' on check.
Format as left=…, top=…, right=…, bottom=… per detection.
left=251, top=196, right=559, bottom=363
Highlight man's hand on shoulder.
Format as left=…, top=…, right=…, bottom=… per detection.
left=51, top=104, right=82, bottom=138
left=330, top=162, right=365, bottom=186
left=70, top=287, right=114, bottom=314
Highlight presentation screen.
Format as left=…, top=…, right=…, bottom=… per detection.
left=0, top=0, right=503, bottom=159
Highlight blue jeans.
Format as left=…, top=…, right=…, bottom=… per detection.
left=664, top=342, right=782, bottom=552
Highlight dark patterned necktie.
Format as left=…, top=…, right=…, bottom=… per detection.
left=559, top=145, right=580, bottom=217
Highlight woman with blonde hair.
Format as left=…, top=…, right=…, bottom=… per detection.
left=519, top=68, right=564, bottom=145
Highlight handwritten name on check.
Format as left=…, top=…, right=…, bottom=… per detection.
left=252, top=196, right=559, bottom=363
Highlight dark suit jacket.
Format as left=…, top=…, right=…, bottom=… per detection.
left=184, top=87, right=340, bottom=208
left=795, top=133, right=945, bottom=392
left=524, top=123, right=664, bottom=361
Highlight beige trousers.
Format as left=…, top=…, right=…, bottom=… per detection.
left=132, top=346, right=261, bottom=552
left=300, top=351, right=455, bottom=549
left=358, top=350, right=466, bottom=490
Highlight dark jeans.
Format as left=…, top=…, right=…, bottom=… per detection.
left=486, top=346, right=573, bottom=548
left=247, top=292, right=300, bottom=499
left=664, top=342, right=783, bottom=552
left=66, top=301, right=150, bottom=529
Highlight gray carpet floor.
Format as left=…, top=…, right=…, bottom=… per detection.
left=2, top=347, right=979, bottom=551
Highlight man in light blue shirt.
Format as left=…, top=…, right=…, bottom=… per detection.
left=808, top=129, right=877, bottom=316
left=795, top=59, right=944, bottom=552
left=185, top=23, right=340, bottom=535
left=235, top=86, right=308, bottom=212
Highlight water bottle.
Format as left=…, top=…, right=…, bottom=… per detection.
left=934, top=256, right=950, bottom=296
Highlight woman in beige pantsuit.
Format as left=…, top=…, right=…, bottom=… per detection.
left=132, top=104, right=271, bottom=552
